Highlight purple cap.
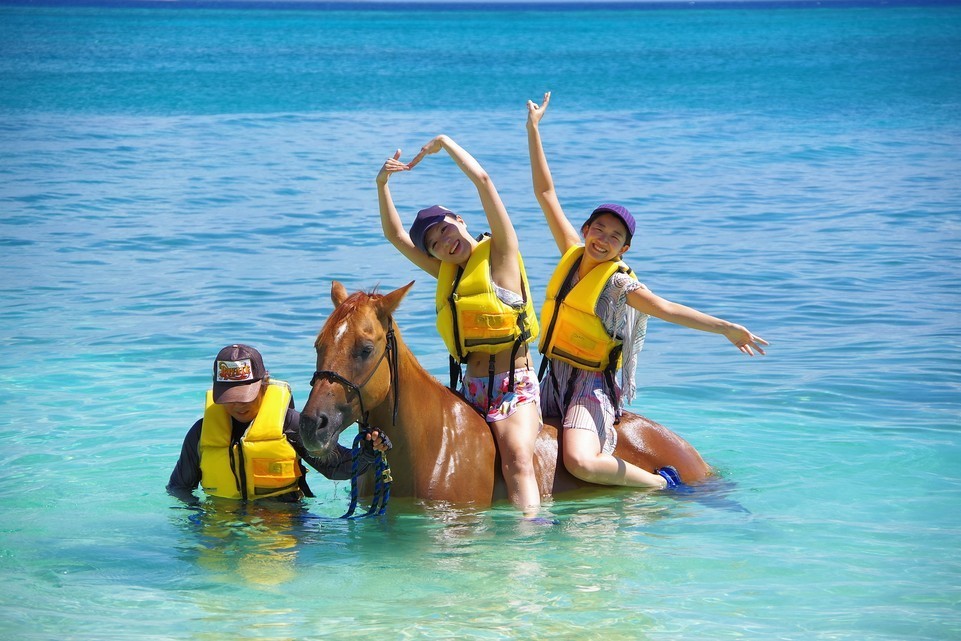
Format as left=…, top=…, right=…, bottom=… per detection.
left=590, top=203, right=636, bottom=239
left=212, top=344, right=266, bottom=404
left=409, top=205, right=454, bottom=253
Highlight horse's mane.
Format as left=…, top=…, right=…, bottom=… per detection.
left=314, top=288, right=383, bottom=348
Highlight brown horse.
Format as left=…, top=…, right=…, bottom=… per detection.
left=298, top=281, right=711, bottom=506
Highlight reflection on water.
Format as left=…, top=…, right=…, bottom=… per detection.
left=171, top=499, right=310, bottom=587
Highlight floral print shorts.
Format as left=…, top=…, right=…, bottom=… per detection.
left=461, top=367, right=540, bottom=423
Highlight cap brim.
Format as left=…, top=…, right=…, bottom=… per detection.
left=212, top=379, right=263, bottom=404
left=410, top=211, right=451, bottom=253
left=416, top=220, right=444, bottom=251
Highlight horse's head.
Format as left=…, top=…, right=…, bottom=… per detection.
left=299, top=280, right=413, bottom=456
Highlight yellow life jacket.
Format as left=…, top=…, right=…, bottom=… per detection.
left=435, top=235, right=539, bottom=361
left=539, top=245, right=637, bottom=372
left=198, top=380, right=303, bottom=500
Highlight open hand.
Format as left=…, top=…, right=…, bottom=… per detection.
left=725, top=325, right=769, bottom=356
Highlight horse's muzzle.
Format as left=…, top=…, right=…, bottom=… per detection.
left=298, top=409, right=348, bottom=455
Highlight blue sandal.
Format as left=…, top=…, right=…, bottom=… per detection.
left=655, top=466, right=683, bottom=489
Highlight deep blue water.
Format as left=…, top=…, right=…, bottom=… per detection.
left=1, top=3, right=960, bottom=640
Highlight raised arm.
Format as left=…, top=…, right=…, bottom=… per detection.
left=409, top=135, right=522, bottom=291
left=526, top=92, right=580, bottom=254
left=626, top=287, right=769, bottom=356
left=376, top=149, right=441, bottom=277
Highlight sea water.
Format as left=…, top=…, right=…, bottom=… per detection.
left=1, top=2, right=959, bottom=639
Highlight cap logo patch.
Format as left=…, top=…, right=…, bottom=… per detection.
left=217, top=359, right=254, bottom=383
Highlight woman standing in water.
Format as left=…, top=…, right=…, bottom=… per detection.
left=376, top=136, right=543, bottom=515
left=526, top=92, right=768, bottom=489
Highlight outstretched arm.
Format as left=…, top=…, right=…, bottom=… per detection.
left=527, top=92, right=580, bottom=254
left=626, top=287, right=769, bottom=356
left=376, top=149, right=441, bottom=278
left=409, top=135, right=522, bottom=292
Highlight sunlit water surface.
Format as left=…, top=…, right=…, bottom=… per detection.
left=1, top=3, right=959, bottom=639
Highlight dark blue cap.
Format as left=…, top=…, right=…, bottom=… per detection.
left=409, top=205, right=454, bottom=253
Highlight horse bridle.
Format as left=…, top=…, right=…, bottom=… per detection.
left=310, top=316, right=399, bottom=428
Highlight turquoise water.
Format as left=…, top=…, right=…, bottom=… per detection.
left=1, top=3, right=960, bottom=639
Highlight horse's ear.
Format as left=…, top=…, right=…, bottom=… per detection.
left=378, top=281, right=415, bottom=318
left=331, top=281, right=349, bottom=307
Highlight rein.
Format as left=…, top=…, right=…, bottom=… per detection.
left=310, top=317, right=399, bottom=518
left=342, top=431, right=393, bottom=518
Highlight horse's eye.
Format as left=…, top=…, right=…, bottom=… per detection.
left=356, top=343, right=374, bottom=360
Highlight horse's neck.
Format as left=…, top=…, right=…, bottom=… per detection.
left=370, top=335, right=448, bottom=438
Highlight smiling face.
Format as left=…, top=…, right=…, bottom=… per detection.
left=423, top=216, right=474, bottom=264
left=219, top=385, right=266, bottom=423
left=581, top=212, right=631, bottom=263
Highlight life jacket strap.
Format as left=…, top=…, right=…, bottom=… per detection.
left=448, top=355, right=463, bottom=392
left=603, top=344, right=623, bottom=425
left=230, top=435, right=248, bottom=500
left=486, top=355, right=496, bottom=415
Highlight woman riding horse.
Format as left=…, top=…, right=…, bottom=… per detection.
left=297, top=282, right=711, bottom=506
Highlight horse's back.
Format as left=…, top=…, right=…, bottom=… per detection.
left=611, top=411, right=711, bottom=482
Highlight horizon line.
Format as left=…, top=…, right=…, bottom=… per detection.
left=3, top=0, right=960, bottom=10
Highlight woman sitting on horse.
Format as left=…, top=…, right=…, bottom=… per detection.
left=526, top=92, right=768, bottom=489
left=376, top=135, right=543, bottom=516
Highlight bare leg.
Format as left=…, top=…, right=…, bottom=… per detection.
left=489, top=402, right=542, bottom=515
left=562, top=427, right=667, bottom=489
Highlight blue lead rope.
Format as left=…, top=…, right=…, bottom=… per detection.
left=341, top=432, right=393, bottom=519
